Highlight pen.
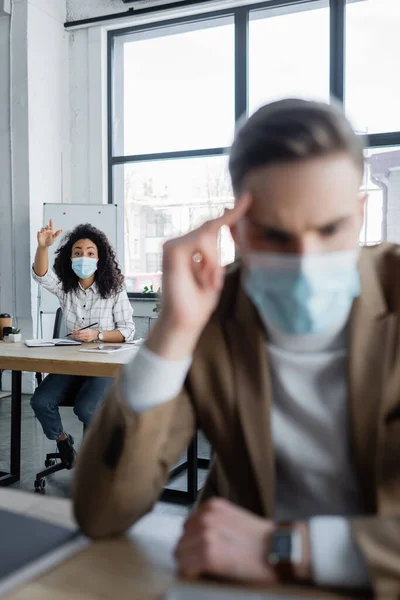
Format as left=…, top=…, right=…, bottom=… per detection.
left=66, top=322, right=99, bottom=337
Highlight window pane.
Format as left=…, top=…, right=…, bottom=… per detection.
left=248, top=1, right=329, bottom=115
left=113, top=18, right=235, bottom=156
left=114, top=156, right=235, bottom=285
left=346, top=0, right=400, bottom=134
left=360, top=147, right=400, bottom=245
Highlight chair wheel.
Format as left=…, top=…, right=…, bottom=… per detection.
left=34, top=479, right=46, bottom=494
left=45, top=458, right=56, bottom=468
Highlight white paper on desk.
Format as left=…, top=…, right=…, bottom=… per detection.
left=79, top=344, right=138, bottom=354
left=164, top=584, right=299, bottom=599
left=0, top=535, right=89, bottom=598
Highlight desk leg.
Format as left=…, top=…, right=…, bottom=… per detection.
left=161, top=434, right=209, bottom=505
left=0, top=370, right=21, bottom=486
left=187, top=435, right=198, bottom=503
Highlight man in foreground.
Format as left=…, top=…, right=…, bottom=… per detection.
left=73, top=99, right=400, bottom=593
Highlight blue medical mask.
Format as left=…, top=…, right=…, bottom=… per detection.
left=243, top=250, right=361, bottom=335
left=71, top=257, right=98, bottom=280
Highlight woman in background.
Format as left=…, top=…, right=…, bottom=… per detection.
left=31, top=220, right=135, bottom=468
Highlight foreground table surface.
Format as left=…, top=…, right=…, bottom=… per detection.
left=0, top=341, right=138, bottom=377
left=1, top=489, right=357, bottom=600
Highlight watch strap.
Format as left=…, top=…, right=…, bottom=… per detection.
left=268, top=524, right=298, bottom=582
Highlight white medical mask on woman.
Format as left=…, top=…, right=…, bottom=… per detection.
left=243, top=250, right=361, bottom=335
left=71, top=257, right=98, bottom=280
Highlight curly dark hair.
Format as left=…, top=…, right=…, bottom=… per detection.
left=53, top=223, right=124, bottom=298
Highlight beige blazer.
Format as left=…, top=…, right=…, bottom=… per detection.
left=73, top=243, right=400, bottom=596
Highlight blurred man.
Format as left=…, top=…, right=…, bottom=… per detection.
left=74, top=99, right=400, bottom=594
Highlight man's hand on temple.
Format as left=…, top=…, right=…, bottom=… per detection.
left=174, top=498, right=312, bottom=584
left=146, top=194, right=252, bottom=362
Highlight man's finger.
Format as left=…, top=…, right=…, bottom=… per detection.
left=49, top=218, right=54, bottom=230
left=53, top=229, right=63, bottom=238
left=209, top=193, right=252, bottom=231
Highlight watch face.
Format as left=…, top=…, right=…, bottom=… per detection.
left=99, top=332, right=104, bottom=341
left=269, top=531, right=292, bottom=565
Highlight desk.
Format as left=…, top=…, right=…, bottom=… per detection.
left=0, top=341, right=137, bottom=486
left=0, top=342, right=208, bottom=501
left=1, top=489, right=353, bottom=600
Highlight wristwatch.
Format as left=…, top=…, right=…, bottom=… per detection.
left=98, top=330, right=104, bottom=341
left=268, top=524, right=302, bottom=582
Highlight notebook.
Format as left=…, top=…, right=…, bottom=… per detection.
left=0, top=509, right=87, bottom=597
left=25, top=338, right=81, bottom=347
left=79, top=345, right=137, bottom=354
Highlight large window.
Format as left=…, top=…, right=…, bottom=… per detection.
left=117, top=19, right=235, bottom=156
left=346, top=0, right=400, bottom=134
left=109, top=0, right=400, bottom=295
left=249, top=1, right=330, bottom=113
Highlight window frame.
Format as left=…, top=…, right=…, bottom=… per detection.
left=108, top=0, right=400, bottom=298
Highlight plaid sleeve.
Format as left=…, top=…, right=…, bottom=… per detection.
left=113, top=287, right=135, bottom=342
left=31, top=265, right=62, bottom=298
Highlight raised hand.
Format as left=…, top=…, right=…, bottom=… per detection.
left=37, top=219, right=62, bottom=248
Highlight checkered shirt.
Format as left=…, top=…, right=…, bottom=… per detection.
left=32, top=267, right=135, bottom=341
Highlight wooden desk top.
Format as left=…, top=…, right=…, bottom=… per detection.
left=0, top=341, right=139, bottom=378
left=1, top=490, right=355, bottom=600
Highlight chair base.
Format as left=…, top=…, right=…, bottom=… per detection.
left=34, top=451, right=67, bottom=494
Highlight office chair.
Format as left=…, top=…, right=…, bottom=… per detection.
left=35, top=307, right=64, bottom=387
left=34, top=308, right=85, bottom=494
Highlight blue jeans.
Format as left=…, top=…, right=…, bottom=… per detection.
left=30, top=374, right=113, bottom=440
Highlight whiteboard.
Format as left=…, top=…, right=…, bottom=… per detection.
left=39, top=203, right=123, bottom=313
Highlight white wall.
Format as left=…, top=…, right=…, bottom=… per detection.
left=0, top=13, right=12, bottom=314
left=28, top=0, right=70, bottom=326
left=5, top=0, right=30, bottom=326
left=0, top=0, right=69, bottom=392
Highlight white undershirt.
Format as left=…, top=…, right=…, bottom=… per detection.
left=266, top=319, right=364, bottom=521
left=120, top=319, right=370, bottom=588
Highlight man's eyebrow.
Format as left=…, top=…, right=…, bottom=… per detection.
left=245, top=216, right=291, bottom=237
left=317, top=216, right=351, bottom=230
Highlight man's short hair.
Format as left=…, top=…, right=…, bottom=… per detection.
left=229, top=98, right=365, bottom=197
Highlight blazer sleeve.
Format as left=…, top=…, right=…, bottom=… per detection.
left=72, top=378, right=196, bottom=539
left=351, top=516, right=400, bottom=597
